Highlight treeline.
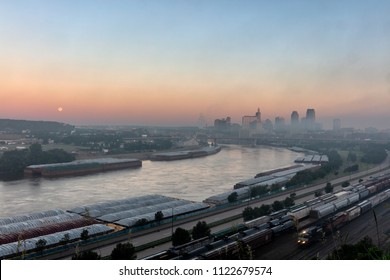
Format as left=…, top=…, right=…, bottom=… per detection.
left=122, top=139, right=173, bottom=152
left=0, top=119, right=74, bottom=133
left=286, top=149, right=342, bottom=188
left=0, top=143, right=75, bottom=180
left=360, top=144, right=387, bottom=164
left=61, top=129, right=173, bottom=153
left=242, top=196, right=295, bottom=222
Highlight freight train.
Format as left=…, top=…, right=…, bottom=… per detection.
left=144, top=211, right=295, bottom=260
left=151, top=175, right=390, bottom=259
left=298, top=188, right=390, bottom=246
left=288, top=175, right=390, bottom=222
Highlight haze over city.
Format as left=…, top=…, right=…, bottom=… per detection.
left=1, top=1, right=390, bottom=129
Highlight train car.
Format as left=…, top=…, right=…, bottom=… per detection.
left=358, top=189, right=369, bottom=200
left=279, top=214, right=293, bottom=224
left=268, top=219, right=280, bottom=227
left=142, top=250, right=173, bottom=260
left=281, top=220, right=295, bottom=232
left=241, top=228, right=273, bottom=249
left=170, top=236, right=213, bottom=256
left=357, top=200, right=372, bottom=213
left=287, top=205, right=310, bottom=221
left=271, top=225, right=284, bottom=235
left=310, top=204, right=336, bottom=219
left=345, top=206, right=360, bottom=222
left=323, top=212, right=348, bottom=232
left=368, top=195, right=381, bottom=207
left=305, top=198, right=324, bottom=208
left=268, top=209, right=288, bottom=220
left=333, top=198, right=349, bottom=210
left=244, top=215, right=270, bottom=229
left=367, top=185, right=377, bottom=194
left=256, top=223, right=271, bottom=231
left=201, top=241, right=239, bottom=260
left=346, top=193, right=360, bottom=205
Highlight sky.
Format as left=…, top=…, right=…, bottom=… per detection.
left=1, top=0, right=390, bottom=129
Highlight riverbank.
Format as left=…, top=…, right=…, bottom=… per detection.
left=74, top=145, right=204, bottom=161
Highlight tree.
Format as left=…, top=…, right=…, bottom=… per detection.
left=110, top=242, right=137, bottom=260
left=192, top=221, right=211, bottom=240
left=327, top=236, right=384, bottom=260
left=283, top=197, right=295, bottom=208
left=134, top=218, right=148, bottom=227
left=227, top=192, right=238, bottom=203
left=341, top=181, right=350, bottom=188
left=270, top=183, right=281, bottom=192
left=243, top=207, right=255, bottom=221
left=80, top=229, right=89, bottom=241
left=0, top=150, right=28, bottom=179
left=347, top=151, right=357, bottom=162
left=259, top=204, right=271, bottom=216
left=324, top=182, right=333, bottom=194
left=59, top=233, right=70, bottom=246
left=72, top=251, right=101, bottom=260
left=314, top=190, right=323, bottom=197
left=172, top=227, right=191, bottom=246
left=35, top=238, right=47, bottom=254
left=271, top=200, right=284, bottom=211
left=155, top=211, right=164, bottom=222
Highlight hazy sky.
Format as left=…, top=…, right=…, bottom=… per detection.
left=1, top=0, right=390, bottom=129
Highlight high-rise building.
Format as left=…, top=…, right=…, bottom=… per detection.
left=333, top=119, right=341, bottom=131
left=214, top=117, right=231, bottom=130
left=305, top=108, right=316, bottom=130
left=242, top=108, right=262, bottom=129
left=290, top=111, right=300, bottom=132
left=306, top=109, right=315, bottom=122
left=274, top=116, right=286, bottom=131
left=291, top=111, right=299, bottom=125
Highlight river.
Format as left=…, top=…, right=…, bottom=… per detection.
left=0, top=145, right=303, bottom=217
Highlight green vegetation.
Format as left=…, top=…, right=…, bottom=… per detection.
left=0, top=119, right=74, bottom=133
left=360, top=144, right=387, bottom=164
left=80, top=229, right=89, bottom=241
left=0, top=143, right=75, bottom=180
left=154, top=211, right=164, bottom=222
left=227, top=191, right=238, bottom=203
left=134, top=218, right=149, bottom=227
left=192, top=221, right=211, bottom=240
left=242, top=196, right=294, bottom=221
left=243, top=205, right=271, bottom=221
left=110, top=242, right=137, bottom=260
left=250, top=185, right=269, bottom=198
left=72, top=251, right=101, bottom=260
left=172, top=227, right=191, bottom=246
left=324, top=182, right=333, bottom=193
left=327, top=236, right=389, bottom=260
left=35, top=239, right=47, bottom=254
left=285, top=141, right=388, bottom=189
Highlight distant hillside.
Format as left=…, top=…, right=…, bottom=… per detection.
left=0, top=119, right=74, bottom=133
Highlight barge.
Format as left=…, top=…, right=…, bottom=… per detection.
left=150, top=145, right=221, bottom=161
left=24, top=158, right=142, bottom=177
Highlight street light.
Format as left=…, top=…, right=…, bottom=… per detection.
left=171, top=207, right=175, bottom=238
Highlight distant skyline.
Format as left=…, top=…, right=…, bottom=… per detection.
left=1, top=1, right=390, bottom=129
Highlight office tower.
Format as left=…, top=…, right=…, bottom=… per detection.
left=333, top=119, right=341, bottom=131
